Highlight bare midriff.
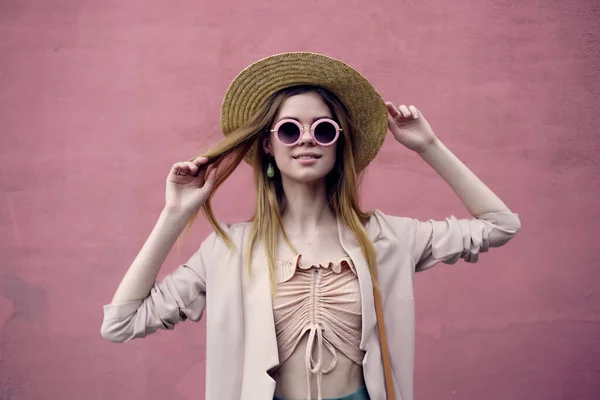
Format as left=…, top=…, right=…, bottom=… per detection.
left=271, top=333, right=365, bottom=399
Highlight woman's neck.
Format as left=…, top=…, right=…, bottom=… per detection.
left=280, top=177, right=335, bottom=235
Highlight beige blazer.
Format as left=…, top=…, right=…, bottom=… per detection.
left=101, top=210, right=521, bottom=400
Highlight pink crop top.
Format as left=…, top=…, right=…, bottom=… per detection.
left=273, top=254, right=364, bottom=400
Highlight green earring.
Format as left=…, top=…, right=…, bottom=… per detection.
left=267, top=162, right=275, bottom=178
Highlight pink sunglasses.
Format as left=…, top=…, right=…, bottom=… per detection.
left=269, top=118, right=342, bottom=146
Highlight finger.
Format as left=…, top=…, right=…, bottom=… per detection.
left=192, top=157, right=212, bottom=177
left=172, top=162, right=193, bottom=176
left=194, top=164, right=208, bottom=177
left=202, top=167, right=218, bottom=192
left=170, top=162, right=187, bottom=176
left=408, top=105, right=419, bottom=119
left=387, top=114, right=397, bottom=129
left=183, top=161, right=199, bottom=175
left=385, top=102, right=401, bottom=118
left=398, top=105, right=411, bottom=118
left=191, top=156, right=209, bottom=165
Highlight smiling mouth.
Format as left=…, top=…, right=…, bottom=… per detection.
left=293, top=155, right=321, bottom=160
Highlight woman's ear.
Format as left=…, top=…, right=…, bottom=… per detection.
left=262, top=136, right=272, bottom=155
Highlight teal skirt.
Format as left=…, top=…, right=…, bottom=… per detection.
left=274, top=386, right=370, bottom=400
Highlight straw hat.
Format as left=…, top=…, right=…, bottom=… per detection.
left=220, top=52, right=388, bottom=171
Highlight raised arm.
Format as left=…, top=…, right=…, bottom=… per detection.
left=384, top=102, right=520, bottom=271
left=109, top=209, right=194, bottom=305
left=385, top=102, right=513, bottom=216
left=101, top=157, right=217, bottom=342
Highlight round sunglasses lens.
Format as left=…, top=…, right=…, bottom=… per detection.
left=314, top=121, right=337, bottom=144
left=277, top=122, right=301, bottom=144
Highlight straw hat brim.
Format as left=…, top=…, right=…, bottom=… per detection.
left=220, top=52, right=388, bottom=172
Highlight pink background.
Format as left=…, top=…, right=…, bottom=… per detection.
left=1, top=0, right=599, bottom=399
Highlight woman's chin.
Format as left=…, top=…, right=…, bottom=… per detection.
left=281, top=169, right=331, bottom=184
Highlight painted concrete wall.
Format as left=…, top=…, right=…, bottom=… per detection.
left=1, top=0, right=599, bottom=399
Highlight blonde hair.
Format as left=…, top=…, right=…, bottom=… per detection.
left=188, top=85, right=378, bottom=293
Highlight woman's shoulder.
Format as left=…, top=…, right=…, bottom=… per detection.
left=364, top=209, right=423, bottom=243
left=369, top=209, right=412, bottom=222
left=202, top=220, right=253, bottom=248
left=367, top=209, right=416, bottom=230
left=216, top=220, right=253, bottom=234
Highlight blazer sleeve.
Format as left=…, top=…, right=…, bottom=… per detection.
left=382, top=211, right=521, bottom=272
left=100, top=231, right=218, bottom=343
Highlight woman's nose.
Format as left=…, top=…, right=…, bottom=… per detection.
left=298, top=125, right=315, bottom=145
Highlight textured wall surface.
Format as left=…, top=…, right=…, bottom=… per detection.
left=1, top=0, right=599, bottom=399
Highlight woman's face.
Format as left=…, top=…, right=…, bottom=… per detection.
left=263, top=92, right=338, bottom=184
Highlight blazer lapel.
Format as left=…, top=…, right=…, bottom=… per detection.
left=336, top=216, right=377, bottom=348
left=337, top=215, right=387, bottom=400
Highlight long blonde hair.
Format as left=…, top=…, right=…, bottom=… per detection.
left=189, top=85, right=378, bottom=293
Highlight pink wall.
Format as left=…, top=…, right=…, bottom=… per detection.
left=1, top=0, right=599, bottom=399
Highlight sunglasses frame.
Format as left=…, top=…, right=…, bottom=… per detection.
left=269, top=118, right=342, bottom=147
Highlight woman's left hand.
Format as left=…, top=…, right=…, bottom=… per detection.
left=386, top=102, right=438, bottom=153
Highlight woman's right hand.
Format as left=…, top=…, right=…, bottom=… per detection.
left=164, top=156, right=217, bottom=216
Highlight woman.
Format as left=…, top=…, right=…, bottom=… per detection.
left=101, top=52, right=521, bottom=400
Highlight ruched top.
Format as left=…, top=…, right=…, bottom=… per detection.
left=272, top=254, right=363, bottom=400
